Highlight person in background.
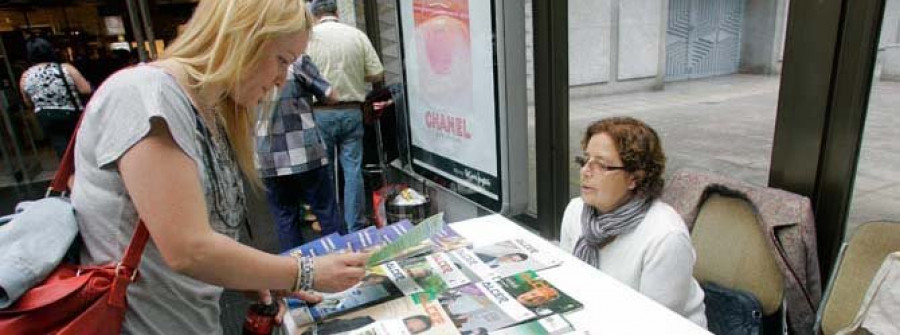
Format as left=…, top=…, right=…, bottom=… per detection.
left=559, top=117, right=707, bottom=327
left=19, top=36, right=92, bottom=158
left=256, top=53, right=344, bottom=251
left=307, top=0, right=385, bottom=233
left=70, top=1, right=368, bottom=333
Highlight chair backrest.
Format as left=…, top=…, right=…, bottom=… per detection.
left=691, top=193, right=785, bottom=316
left=819, top=221, right=900, bottom=335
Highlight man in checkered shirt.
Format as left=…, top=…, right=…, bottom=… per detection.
left=255, top=54, right=343, bottom=251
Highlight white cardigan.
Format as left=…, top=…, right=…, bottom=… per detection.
left=560, top=198, right=708, bottom=328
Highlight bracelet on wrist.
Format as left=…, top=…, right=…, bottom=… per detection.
left=291, top=254, right=303, bottom=293
left=300, top=256, right=315, bottom=291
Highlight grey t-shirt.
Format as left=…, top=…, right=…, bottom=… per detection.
left=71, top=65, right=246, bottom=334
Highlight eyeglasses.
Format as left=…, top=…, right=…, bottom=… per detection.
left=574, top=155, right=628, bottom=173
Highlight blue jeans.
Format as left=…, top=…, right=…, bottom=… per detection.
left=263, top=166, right=343, bottom=252
left=313, top=108, right=366, bottom=233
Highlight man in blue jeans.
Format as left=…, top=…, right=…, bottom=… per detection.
left=255, top=54, right=343, bottom=251
left=308, top=0, right=385, bottom=233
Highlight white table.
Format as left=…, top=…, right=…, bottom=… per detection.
left=451, top=214, right=711, bottom=334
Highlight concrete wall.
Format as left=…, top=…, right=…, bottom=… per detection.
left=574, top=0, right=667, bottom=98
left=740, top=0, right=786, bottom=75
left=618, top=0, right=663, bottom=80
left=879, top=0, right=900, bottom=81
left=568, top=0, right=612, bottom=85
left=741, top=0, right=900, bottom=81
left=523, top=0, right=667, bottom=101
left=775, top=0, right=789, bottom=73
left=741, top=0, right=900, bottom=79
left=568, top=0, right=667, bottom=98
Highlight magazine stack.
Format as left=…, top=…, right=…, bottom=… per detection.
left=281, top=213, right=582, bottom=335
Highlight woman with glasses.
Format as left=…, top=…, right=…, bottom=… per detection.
left=559, top=117, right=707, bottom=327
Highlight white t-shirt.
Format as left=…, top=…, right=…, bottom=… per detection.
left=559, top=198, right=708, bottom=328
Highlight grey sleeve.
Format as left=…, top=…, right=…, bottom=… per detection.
left=90, top=67, right=200, bottom=168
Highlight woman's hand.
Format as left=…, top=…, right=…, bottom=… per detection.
left=373, top=99, right=393, bottom=111
left=311, top=252, right=370, bottom=293
left=326, top=88, right=340, bottom=104
left=255, top=290, right=323, bottom=325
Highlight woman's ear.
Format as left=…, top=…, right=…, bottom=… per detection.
left=627, top=171, right=643, bottom=191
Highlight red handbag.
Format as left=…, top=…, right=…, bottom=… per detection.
left=0, top=117, right=150, bottom=335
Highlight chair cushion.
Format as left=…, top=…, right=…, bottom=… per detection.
left=835, top=252, right=900, bottom=335
left=822, top=222, right=900, bottom=335
left=692, top=194, right=784, bottom=315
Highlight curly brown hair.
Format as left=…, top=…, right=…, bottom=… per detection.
left=581, top=117, right=666, bottom=199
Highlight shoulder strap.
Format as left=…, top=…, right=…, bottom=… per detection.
left=108, top=220, right=150, bottom=308
left=54, top=63, right=82, bottom=112
left=120, top=221, right=150, bottom=270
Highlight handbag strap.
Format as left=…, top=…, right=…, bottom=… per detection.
left=54, top=62, right=82, bottom=113
left=108, top=221, right=149, bottom=308
left=120, top=222, right=150, bottom=272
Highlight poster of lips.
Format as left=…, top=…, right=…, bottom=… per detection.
left=401, top=0, right=500, bottom=203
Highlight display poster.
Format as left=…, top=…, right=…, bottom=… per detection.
left=400, top=0, right=500, bottom=203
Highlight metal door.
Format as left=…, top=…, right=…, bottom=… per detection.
left=666, top=0, right=744, bottom=81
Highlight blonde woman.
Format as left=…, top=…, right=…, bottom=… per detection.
left=70, top=0, right=368, bottom=333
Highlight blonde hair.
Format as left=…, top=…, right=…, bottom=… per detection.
left=162, top=0, right=314, bottom=187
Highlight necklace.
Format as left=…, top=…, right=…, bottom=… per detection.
left=189, top=88, right=226, bottom=140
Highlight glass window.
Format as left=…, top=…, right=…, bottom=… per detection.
left=564, top=0, right=788, bottom=198
left=846, top=0, right=900, bottom=238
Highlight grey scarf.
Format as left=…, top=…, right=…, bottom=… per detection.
left=573, top=196, right=652, bottom=268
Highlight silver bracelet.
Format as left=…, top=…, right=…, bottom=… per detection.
left=300, top=256, right=315, bottom=291
left=292, top=255, right=303, bottom=293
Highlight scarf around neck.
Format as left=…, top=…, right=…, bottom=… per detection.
left=573, top=196, right=653, bottom=268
